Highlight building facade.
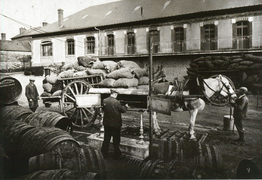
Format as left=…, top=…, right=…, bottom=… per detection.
left=12, top=0, right=262, bottom=82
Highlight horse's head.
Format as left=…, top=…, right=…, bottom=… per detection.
left=203, top=75, right=237, bottom=105
left=218, top=75, right=237, bottom=100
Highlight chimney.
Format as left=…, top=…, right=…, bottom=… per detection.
left=20, top=27, right=26, bottom=34
left=1, top=33, right=6, bottom=40
left=42, top=22, right=48, bottom=27
left=58, top=9, right=64, bottom=28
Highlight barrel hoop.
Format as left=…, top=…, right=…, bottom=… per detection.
left=94, top=148, right=107, bottom=178
left=147, top=159, right=161, bottom=178
left=139, top=159, right=153, bottom=178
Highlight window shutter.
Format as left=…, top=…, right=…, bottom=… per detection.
left=124, top=33, right=127, bottom=55
left=232, top=23, right=237, bottom=49
left=84, top=38, right=87, bottom=55
left=171, top=29, right=174, bottom=52
left=249, top=22, right=252, bottom=48
left=183, top=28, right=186, bottom=51
left=215, top=25, right=218, bottom=50
left=200, top=26, right=205, bottom=50
left=146, top=31, right=149, bottom=54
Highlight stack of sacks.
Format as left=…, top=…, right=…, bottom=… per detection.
left=41, top=75, right=63, bottom=97
left=98, top=60, right=149, bottom=89
left=187, top=54, right=262, bottom=85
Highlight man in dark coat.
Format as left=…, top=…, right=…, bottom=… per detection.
left=25, top=78, right=39, bottom=112
left=101, top=89, right=128, bottom=159
left=231, top=87, right=249, bottom=142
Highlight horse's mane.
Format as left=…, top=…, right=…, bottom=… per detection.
left=187, top=76, right=205, bottom=95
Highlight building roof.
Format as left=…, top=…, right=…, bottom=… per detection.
left=12, top=0, right=262, bottom=39
left=0, top=40, right=31, bottom=52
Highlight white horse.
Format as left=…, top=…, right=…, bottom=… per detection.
left=152, top=74, right=237, bottom=140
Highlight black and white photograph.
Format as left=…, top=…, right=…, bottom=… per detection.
left=1, top=0, right=262, bottom=179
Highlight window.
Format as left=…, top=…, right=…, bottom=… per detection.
left=233, top=21, right=251, bottom=49
left=107, top=34, right=114, bottom=55
left=41, top=41, right=52, bottom=56
left=201, top=24, right=217, bottom=50
left=174, top=27, right=185, bottom=52
left=149, top=30, right=160, bottom=53
left=127, top=32, right=136, bottom=54
left=67, top=39, right=75, bottom=55
left=86, top=37, right=95, bottom=54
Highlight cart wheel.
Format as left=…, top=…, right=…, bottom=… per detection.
left=204, top=74, right=235, bottom=106
left=61, top=80, right=98, bottom=128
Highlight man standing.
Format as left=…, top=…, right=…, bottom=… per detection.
left=25, top=78, right=39, bottom=112
left=101, top=89, right=128, bottom=159
left=231, top=87, right=249, bottom=142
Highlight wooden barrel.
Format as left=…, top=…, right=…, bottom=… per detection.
left=2, top=120, right=35, bottom=156
left=196, top=144, right=223, bottom=170
left=15, top=169, right=101, bottom=180
left=17, top=127, right=79, bottom=158
left=28, top=146, right=87, bottom=173
left=236, top=158, right=262, bottom=179
left=81, top=144, right=107, bottom=179
left=156, top=140, right=180, bottom=160
left=1, top=144, right=12, bottom=179
left=181, top=142, right=223, bottom=170
left=23, top=111, right=73, bottom=133
left=0, top=76, right=22, bottom=105
left=139, top=159, right=191, bottom=179
left=1, top=105, right=33, bottom=122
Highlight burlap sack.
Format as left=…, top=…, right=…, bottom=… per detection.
left=118, top=60, right=140, bottom=69
left=86, top=68, right=107, bottom=77
left=192, top=57, right=205, bottom=62
left=137, top=85, right=149, bottom=90
left=114, top=78, right=138, bottom=88
left=100, top=78, right=116, bottom=87
left=153, top=82, right=170, bottom=94
left=102, top=61, right=118, bottom=73
left=45, top=75, right=58, bottom=84
left=132, top=68, right=148, bottom=78
left=77, top=56, right=96, bottom=67
left=40, top=92, right=51, bottom=97
left=106, top=68, right=134, bottom=79
left=92, top=60, right=105, bottom=69
left=43, top=83, right=53, bottom=93
left=73, top=71, right=88, bottom=77
left=244, top=54, right=262, bottom=63
left=240, top=61, right=254, bottom=66
left=58, top=70, right=75, bottom=78
left=52, top=90, right=63, bottom=96
left=190, top=62, right=199, bottom=68
left=138, top=76, right=149, bottom=85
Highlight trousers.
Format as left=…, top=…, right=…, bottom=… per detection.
left=101, top=126, right=121, bottom=157
left=234, top=116, right=244, bottom=140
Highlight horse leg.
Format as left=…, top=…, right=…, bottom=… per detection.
left=188, top=109, right=199, bottom=140
left=152, top=111, right=161, bottom=135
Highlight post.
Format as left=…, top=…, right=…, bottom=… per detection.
left=137, top=111, right=145, bottom=144
left=99, top=107, right=104, bottom=138
left=148, top=33, right=153, bottom=157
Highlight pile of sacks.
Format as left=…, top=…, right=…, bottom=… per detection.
left=97, top=60, right=149, bottom=88
left=187, top=54, right=262, bottom=84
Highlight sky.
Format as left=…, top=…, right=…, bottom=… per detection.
left=1, top=0, right=120, bottom=40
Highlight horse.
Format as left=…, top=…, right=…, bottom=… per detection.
left=151, top=74, right=237, bottom=140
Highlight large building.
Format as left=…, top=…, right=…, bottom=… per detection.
left=12, top=0, right=262, bottom=83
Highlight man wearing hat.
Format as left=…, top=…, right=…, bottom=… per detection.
left=101, top=89, right=128, bottom=159
left=231, top=87, right=249, bottom=142
left=25, top=78, right=39, bottom=112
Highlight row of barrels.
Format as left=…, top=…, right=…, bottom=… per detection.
left=0, top=120, right=106, bottom=179
left=139, top=157, right=262, bottom=179
left=1, top=105, right=73, bottom=133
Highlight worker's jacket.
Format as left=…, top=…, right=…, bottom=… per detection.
left=102, top=96, right=127, bottom=128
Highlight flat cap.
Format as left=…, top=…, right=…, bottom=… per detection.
left=239, top=87, right=248, bottom=92
left=29, top=78, right=35, bottom=81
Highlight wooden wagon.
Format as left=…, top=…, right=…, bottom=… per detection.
left=41, top=73, right=149, bottom=128
left=41, top=71, right=235, bottom=129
